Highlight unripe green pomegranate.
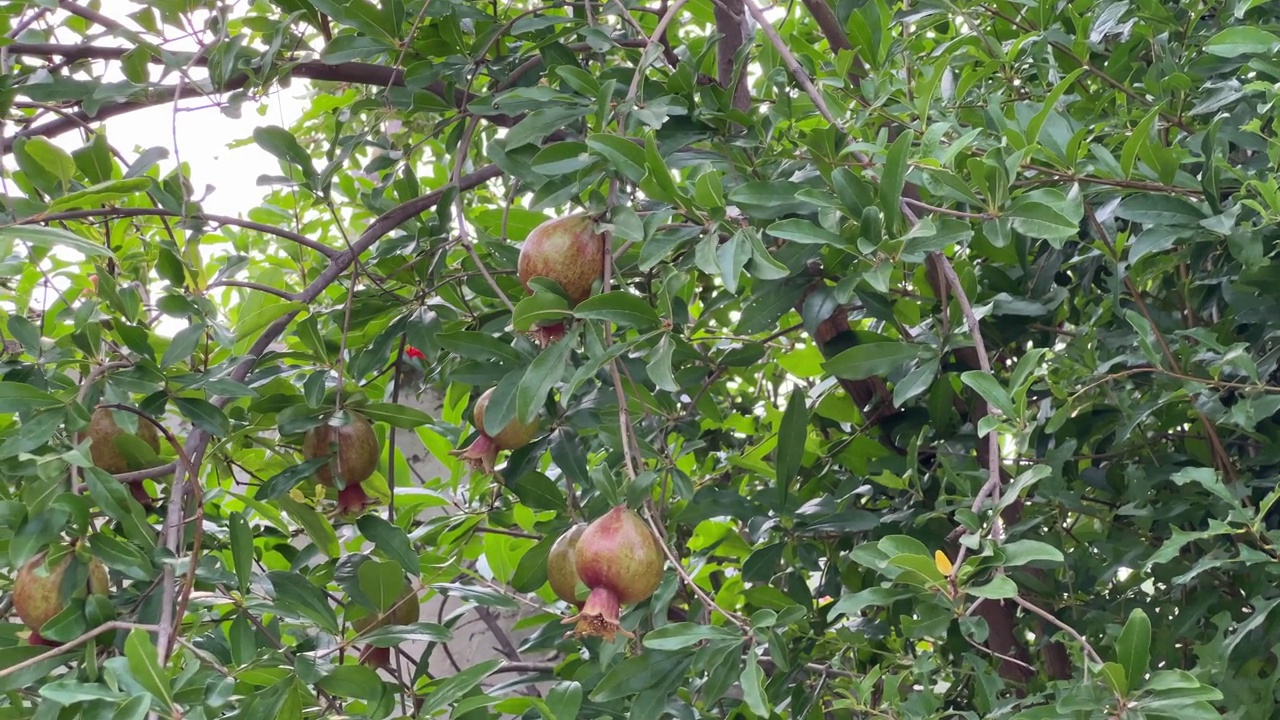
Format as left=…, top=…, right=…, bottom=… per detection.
left=353, top=585, right=420, bottom=669
left=303, top=412, right=380, bottom=514
left=453, top=388, right=541, bottom=474
left=13, top=550, right=109, bottom=646
left=548, top=524, right=587, bottom=606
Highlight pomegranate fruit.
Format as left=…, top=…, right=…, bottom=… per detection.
left=517, top=214, right=605, bottom=345
left=353, top=585, right=420, bottom=669
left=303, top=412, right=380, bottom=514
left=563, top=506, right=664, bottom=641
left=547, top=523, right=587, bottom=607
left=83, top=407, right=162, bottom=508
left=13, top=550, right=109, bottom=646
left=452, top=388, right=540, bottom=474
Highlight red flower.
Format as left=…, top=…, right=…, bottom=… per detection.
left=405, top=346, right=426, bottom=361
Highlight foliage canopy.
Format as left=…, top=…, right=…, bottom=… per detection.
left=2, top=0, right=1280, bottom=717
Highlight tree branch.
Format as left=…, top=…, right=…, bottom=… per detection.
left=1, top=40, right=651, bottom=155
left=11, top=207, right=336, bottom=258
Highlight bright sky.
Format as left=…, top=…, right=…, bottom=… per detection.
left=90, top=94, right=309, bottom=216
left=23, top=0, right=312, bottom=217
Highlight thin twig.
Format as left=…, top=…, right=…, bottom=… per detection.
left=9, top=207, right=336, bottom=258
left=1012, top=596, right=1103, bottom=668
left=206, top=279, right=297, bottom=300
left=740, top=0, right=844, bottom=130
left=931, top=256, right=1003, bottom=583
left=0, top=622, right=159, bottom=681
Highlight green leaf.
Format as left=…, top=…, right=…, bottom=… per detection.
left=824, top=342, right=930, bottom=380
left=356, top=558, right=407, bottom=612
left=586, top=134, right=647, bottom=183
left=124, top=628, right=173, bottom=709
left=765, top=218, right=846, bottom=247
left=277, top=497, right=340, bottom=558
left=229, top=511, right=253, bottom=593
left=83, top=468, right=155, bottom=550
left=1100, top=661, right=1128, bottom=696
left=72, top=133, right=114, bottom=184
left=416, top=660, right=502, bottom=717
left=775, top=388, right=807, bottom=492
left=574, top=291, right=661, bottom=329
left=739, top=653, right=770, bottom=717
left=545, top=682, right=583, bottom=720
left=966, top=575, right=1018, bottom=599
left=38, top=679, right=126, bottom=705
left=0, top=226, right=115, bottom=259
left=47, top=178, right=152, bottom=211
left=530, top=142, right=593, bottom=175
left=160, top=323, right=205, bottom=369
left=880, top=130, right=914, bottom=230
left=232, top=301, right=305, bottom=340
left=358, top=401, right=432, bottom=429
left=513, top=292, right=572, bottom=332
left=0, top=646, right=73, bottom=693
left=19, top=136, right=76, bottom=190
left=960, top=371, right=1015, bottom=418
left=642, top=623, right=741, bottom=650
left=1005, top=199, right=1078, bottom=240
left=728, top=181, right=813, bottom=219
left=510, top=533, right=552, bottom=593
left=267, top=571, right=341, bottom=633
left=1116, top=608, right=1151, bottom=693
left=361, top=621, right=453, bottom=646
left=645, top=334, right=679, bottom=392
left=430, top=583, right=519, bottom=610
left=356, top=514, right=420, bottom=577
left=998, top=540, right=1064, bottom=567
left=516, top=328, right=577, bottom=425
left=173, top=396, right=231, bottom=436
left=253, top=126, right=318, bottom=187
left=1204, top=27, right=1280, bottom=57
left=1115, top=195, right=1205, bottom=226
left=437, top=331, right=521, bottom=364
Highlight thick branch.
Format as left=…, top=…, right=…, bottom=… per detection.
left=712, top=0, right=751, bottom=113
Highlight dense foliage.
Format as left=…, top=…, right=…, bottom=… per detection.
left=2, top=0, right=1280, bottom=716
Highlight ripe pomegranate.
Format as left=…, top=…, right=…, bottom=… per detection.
left=13, top=550, right=109, bottom=646
left=83, top=407, right=162, bottom=508
left=353, top=585, right=420, bottom=669
left=547, top=524, right=587, bottom=607
left=563, top=506, right=664, bottom=641
left=517, top=213, right=605, bottom=346
left=452, top=388, right=540, bottom=474
left=303, top=412, right=380, bottom=514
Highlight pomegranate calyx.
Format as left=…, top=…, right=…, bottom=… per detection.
left=529, top=322, right=568, bottom=348
left=336, top=483, right=373, bottom=514
left=562, top=585, right=631, bottom=641
left=451, top=433, right=498, bottom=474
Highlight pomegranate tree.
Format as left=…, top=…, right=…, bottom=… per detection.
left=563, top=506, right=664, bottom=641
left=453, top=388, right=541, bottom=474
left=13, top=550, right=109, bottom=646
left=517, top=213, right=605, bottom=345
left=302, top=412, right=380, bottom=514
left=547, top=523, right=587, bottom=607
